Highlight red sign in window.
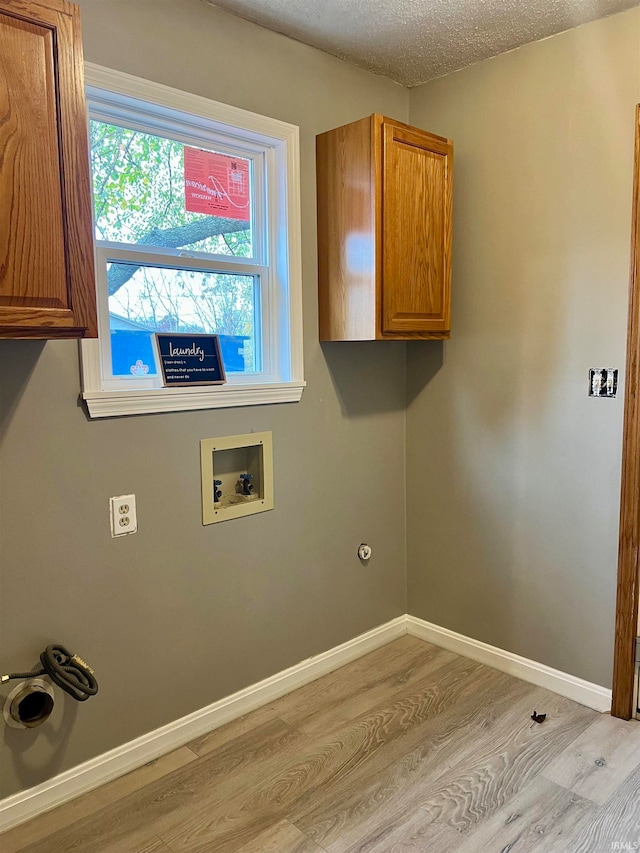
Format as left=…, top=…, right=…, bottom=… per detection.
left=184, top=147, right=250, bottom=221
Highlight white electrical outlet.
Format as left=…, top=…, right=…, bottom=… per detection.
left=110, top=494, right=137, bottom=537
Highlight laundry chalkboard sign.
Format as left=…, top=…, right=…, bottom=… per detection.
left=155, top=334, right=226, bottom=386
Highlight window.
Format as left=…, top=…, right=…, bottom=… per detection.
left=81, top=65, right=304, bottom=418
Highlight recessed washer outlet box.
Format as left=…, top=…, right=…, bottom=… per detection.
left=200, top=432, right=274, bottom=524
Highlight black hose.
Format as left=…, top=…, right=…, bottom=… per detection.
left=1, top=645, right=98, bottom=702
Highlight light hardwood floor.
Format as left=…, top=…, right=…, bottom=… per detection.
left=2, top=636, right=639, bottom=852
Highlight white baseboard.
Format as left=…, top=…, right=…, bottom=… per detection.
left=0, top=616, right=407, bottom=834
left=0, top=613, right=612, bottom=834
left=406, top=615, right=612, bottom=714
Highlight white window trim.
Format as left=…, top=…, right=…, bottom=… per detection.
left=80, top=63, right=304, bottom=419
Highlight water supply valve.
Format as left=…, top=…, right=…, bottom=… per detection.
left=238, top=473, right=254, bottom=496
left=213, top=479, right=223, bottom=502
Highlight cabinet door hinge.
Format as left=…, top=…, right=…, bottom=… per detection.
left=635, top=637, right=640, bottom=665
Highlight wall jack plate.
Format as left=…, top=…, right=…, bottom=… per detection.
left=589, top=368, right=618, bottom=398
left=110, top=494, right=137, bottom=537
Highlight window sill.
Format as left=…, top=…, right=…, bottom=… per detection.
left=82, top=382, right=306, bottom=419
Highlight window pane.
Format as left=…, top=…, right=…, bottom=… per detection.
left=107, top=262, right=257, bottom=376
left=90, top=121, right=253, bottom=258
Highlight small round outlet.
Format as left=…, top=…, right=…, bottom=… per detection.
left=358, top=543, right=372, bottom=561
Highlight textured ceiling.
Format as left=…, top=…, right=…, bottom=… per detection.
left=205, top=0, right=639, bottom=86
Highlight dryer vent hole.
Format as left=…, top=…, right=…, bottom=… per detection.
left=15, top=690, right=53, bottom=726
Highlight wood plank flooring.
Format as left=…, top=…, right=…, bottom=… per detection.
left=2, top=635, right=639, bottom=853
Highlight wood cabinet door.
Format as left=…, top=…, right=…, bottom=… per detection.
left=0, top=0, right=96, bottom=337
left=381, top=121, right=452, bottom=336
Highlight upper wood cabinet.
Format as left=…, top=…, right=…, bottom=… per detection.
left=0, top=0, right=97, bottom=338
left=317, top=114, right=453, bottom=341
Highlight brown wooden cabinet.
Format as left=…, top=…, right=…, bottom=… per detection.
left=317, top=114, right=453, bottom=341
left=0, top=0, right=97, bottom=338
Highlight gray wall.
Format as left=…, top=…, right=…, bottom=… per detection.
left=2, top=0, right=638, bottom=803
left=0, top=0, right=409, bottom=798
left=406, top=8, right=640, bottom=688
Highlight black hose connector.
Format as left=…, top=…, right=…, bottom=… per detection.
left=1, top=645, right=98, bottom=702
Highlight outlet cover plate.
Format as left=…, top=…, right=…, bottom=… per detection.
left=110, top=494, right=138, bottom=536
left=589, top=368, right=618, bottom=398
